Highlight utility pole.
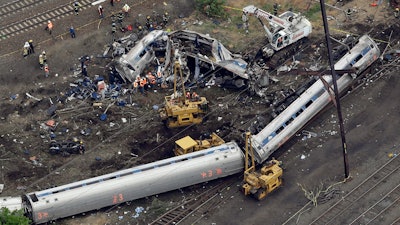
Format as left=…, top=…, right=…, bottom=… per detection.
left=319, top=0, right=350, bottom=179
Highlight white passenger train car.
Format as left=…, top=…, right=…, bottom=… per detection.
left=24, top=142, right=244, bottom=224
left=251, top=35, right=380, bottom=163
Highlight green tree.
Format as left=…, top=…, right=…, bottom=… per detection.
left=0, top=208, right=31, bottom=225
left=195, top=0, right=227, bottom=18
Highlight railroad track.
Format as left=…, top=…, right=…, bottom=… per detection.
left=0, top=0, right=44, bottom=18
left=310, top=154, right=400, bottom=225
left=149, top=177, right=237, bottom=225
left=0, top=0, right=93, bottom=40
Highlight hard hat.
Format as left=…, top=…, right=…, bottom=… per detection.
left=146, top=15, right=150, bottom=20
left=29, top=39, right=33, bottom=43
left=48, top=20, right=51, bottom=23
left=138, top=25, right=142, bottom=30
left=165, top=12, right=168, bottom=16
left=42, top=51, right=46, bottom=54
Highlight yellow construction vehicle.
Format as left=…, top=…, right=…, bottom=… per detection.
left=174, top=132, right=225, bottom=155
left=159, top=60, right=208, bottom=128
left=242, top=132, right=283, bottom=200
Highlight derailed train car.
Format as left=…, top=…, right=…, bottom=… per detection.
left=20, top=142, right=243, bottom=224
left=251, top=34, right=380, bottom=163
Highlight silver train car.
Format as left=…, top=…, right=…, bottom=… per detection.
left=251, top=34, right=380, bottom=164
left=23, top=142, right=244, bottom=224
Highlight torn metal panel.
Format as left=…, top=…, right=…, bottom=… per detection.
left=115, top=30, right=168, bottom=82
left=168, top=30, right=249, bottom=79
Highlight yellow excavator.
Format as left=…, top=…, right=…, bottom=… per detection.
left=242, top=132, right=283, bottom=200
left=174, top=132, right=225, bottom=156
left=159, top=60, right=208, bottom=128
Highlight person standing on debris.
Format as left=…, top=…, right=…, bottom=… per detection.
left=39, top=54, right=44, bottom=70
left=273, top=3, right=279, bottom=16
left=163, top=12, right=170, bottom=26
left=45, top=20, right=53, bottom=35
left=28, top=40, right=35, bottom=54
left=395, top=7, right=399, bottom=18
left=122, top=4, right=130, bottom=17
left=73, top=1, right=80, bottom=15
left=133, top=80, right=139, bottom=92
left=82, top=64, right=88, bottom=76
left=70, top=26, right=76, bottom=38
left=147, top=72, right=156, bottom=88
left=145, top=15, right=152, bottom=29
left=242, top=11, right=249, bottom=34
left=186, top=91, right=191, bottom=100
left=111, top=22, right=117, bottom=34
left=98, top=5, right=104, bottom=18
left=139, top=77, right=146, bottom=94
left=110, top=0, right=114, bottom=7
left=192, top=92, right=200, bottom=101
left=44, top=64, right=50, bottom=77
left=23, top=42, right=30, bottom=58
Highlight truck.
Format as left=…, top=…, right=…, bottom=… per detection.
left=242, top=5, right=312, bottom=59
left=174, top=132, right=225, bottom=155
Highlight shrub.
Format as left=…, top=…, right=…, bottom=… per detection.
left=0, top=208, right=31, bottom=225
left=195, top=0, right=227, bottom=18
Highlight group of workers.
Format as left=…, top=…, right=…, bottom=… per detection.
left=132, top=72, right=158, bottom=94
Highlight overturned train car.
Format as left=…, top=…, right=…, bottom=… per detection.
left=6, top=142, right=243, bottom=224
left=251, top=34, right=380, bottom=163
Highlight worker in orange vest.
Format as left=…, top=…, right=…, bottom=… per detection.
left=186, top=91, right=191, bottom=100
left=192, top=92, right=199, bottom=101
left=45, top=21, right=53, bottom=34
left=139, top=77, right=146, bottom=94
left=44, top=64, right=50, bottom=77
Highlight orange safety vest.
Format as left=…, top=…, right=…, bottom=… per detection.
left=133, top=81, right=138, bottom=88
left=48, top=22, right=53, bottom=30
left=44, top=66, right=49, bottom=72
left=139, top=78, right=146, bottom=87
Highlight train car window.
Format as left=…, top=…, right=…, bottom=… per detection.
left=351, top=54, right=363, bottom=66
left=29, top=194, right=38, bottom=202
left=285, top=117, right=294, bottom=126
left=295, top=108, right=304, bottom=117
left=305, top=100, right=313, bottom=108
left=276, top=126, right=284, bottom=134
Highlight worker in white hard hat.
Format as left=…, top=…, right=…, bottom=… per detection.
left=122, top=4, right=130, bottom=17
left=45, top=20, right=53, bottom=34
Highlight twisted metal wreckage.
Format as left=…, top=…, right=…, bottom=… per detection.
left=110, top=29, right=270, bottom=96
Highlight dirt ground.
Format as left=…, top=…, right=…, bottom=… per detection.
left=0, top=0, right=399, bottom=224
